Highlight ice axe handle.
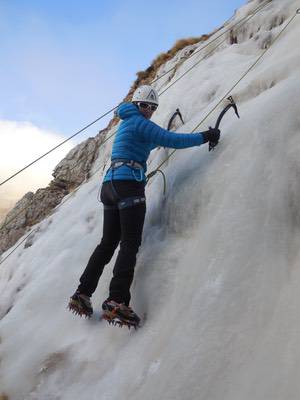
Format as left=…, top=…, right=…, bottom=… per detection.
left=208, top=97, right=240, bottom=151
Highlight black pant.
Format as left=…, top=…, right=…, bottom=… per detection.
left=78, top=180, right=146, bottom=306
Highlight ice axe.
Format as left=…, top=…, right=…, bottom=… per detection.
left=208, top=96, right=240, bottom=151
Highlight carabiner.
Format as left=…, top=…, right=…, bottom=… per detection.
left=132, top=169, right=144, bottom=182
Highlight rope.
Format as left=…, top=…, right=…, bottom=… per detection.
left=0, top=129, right=117, bottom=231
left=158, top=1, right=273, bottom=97
left=147, top=9, right=299, bottom=181
left=152, top=0, right=272, bottom=86
left=0, top=132, right=125, bottom=264
left=0, top=0, right=272, bottom=188
left=0, top=230, right=34, bottom=266
left=0, top=107, right=117, bottom=187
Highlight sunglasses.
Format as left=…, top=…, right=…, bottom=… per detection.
left=137, top=102, right=158, bottom=112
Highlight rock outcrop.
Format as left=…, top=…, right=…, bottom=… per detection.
left=0, top=130, right=107, bottom=256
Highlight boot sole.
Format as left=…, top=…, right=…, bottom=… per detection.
left=68, top=299, right=93, bottom=318
left=102, top=310, right=140, bottom=329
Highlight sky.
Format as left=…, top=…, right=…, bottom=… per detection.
left=0, top=0, right=246, bottom=214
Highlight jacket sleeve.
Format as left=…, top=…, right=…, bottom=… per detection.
left=134, top=116, right=205, bottom=149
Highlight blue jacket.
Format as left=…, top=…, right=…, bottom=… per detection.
left=103, top=102, right=205, bottom=183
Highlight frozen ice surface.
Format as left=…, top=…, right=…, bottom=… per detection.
left=0, top=0, right=300, bottom=399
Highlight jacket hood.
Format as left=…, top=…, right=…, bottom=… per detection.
left=117, top=102, right=141, bottom=120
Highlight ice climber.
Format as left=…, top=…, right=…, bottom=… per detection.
left=68, top=85, right=220, bottom=328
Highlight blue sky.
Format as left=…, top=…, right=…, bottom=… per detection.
left=0, top=0, right=246, bottom=140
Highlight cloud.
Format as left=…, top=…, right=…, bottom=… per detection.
left=0, top=120, right=74, bottom=219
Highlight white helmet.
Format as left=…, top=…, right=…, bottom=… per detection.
left=132, top=85, right=159, bottom=106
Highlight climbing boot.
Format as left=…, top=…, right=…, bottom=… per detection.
left=102, top=299, right=140, bottom=329
left=68, top=290, right=93, bottom=318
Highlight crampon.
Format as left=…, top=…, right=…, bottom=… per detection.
left=68, top=291, right=93, bottom=319
left=102, top=300, right=140, bottom=330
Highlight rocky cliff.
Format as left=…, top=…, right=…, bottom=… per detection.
left=0, top=130, right=107, bottom=255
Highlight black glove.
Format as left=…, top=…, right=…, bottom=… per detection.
left=201, top=128, right=221, bottom=144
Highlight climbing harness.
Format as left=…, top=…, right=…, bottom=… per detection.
left=110, top=158, right=145, bottom=182
left=110, top=159, right=144, bottom=171
left=208, top=96, right=240, bottom=152
left=102, top=196, right=146, bottom=210
left=104, top=158, right=146, bottom=209
left=118, top=196, right=146, bottom=210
